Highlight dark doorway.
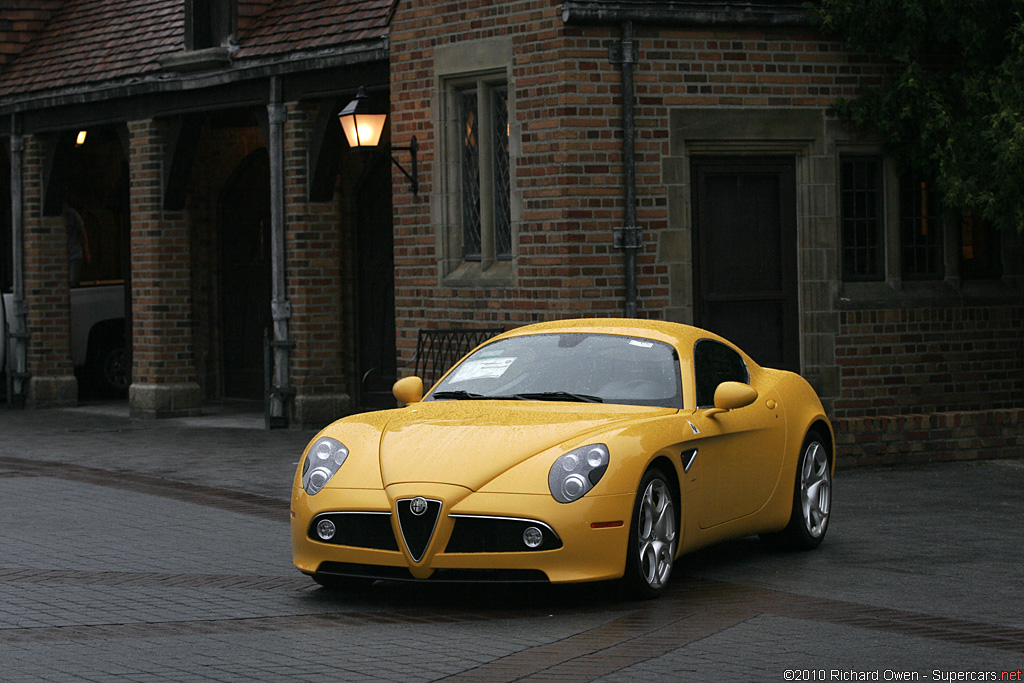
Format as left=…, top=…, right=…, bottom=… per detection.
left=66, top=127, right=131, bottom=398
left=220, top=148, right=271, bottom=399
left=355, top=154, right=397, bottom=409
left=691, top=156, right=799, bottom=372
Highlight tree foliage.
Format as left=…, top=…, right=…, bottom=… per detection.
left=816, top=0, right=1024, bottom=231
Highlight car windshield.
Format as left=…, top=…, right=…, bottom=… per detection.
left=428, top=333, right=683, bottom=409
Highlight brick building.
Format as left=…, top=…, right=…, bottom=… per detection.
left=1, top=0, right=398, bottom=425
left=2, top=0, right=1022, bottom=463
left=387, top=0, right=1024, bottom=464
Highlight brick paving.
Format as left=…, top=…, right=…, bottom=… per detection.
left=0, top=403, right=1021, bottom=681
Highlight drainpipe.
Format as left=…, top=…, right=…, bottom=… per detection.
left=7, top=114, right=28, bottom=407
left=267, top=77, right=293, bottom=424
left=612, top=21, right=640, bottom=318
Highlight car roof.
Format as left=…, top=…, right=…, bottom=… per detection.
left=492, top=318, right=733, bottom=351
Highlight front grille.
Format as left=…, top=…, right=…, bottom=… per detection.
left=309, top=512, right=399, bottom=551
left=396, top=498, right=442, bottom=562
left=445, top=515, right=562, bottom=553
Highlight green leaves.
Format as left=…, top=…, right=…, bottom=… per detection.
left=816, top=0, right=1024, bottom=231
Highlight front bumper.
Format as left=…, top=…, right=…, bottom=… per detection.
left=291, top=483, right=635, bottom=584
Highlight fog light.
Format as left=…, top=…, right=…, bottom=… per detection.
left=523, top=526, right=543, bottom=548
left=316, top=519, right=336, bottom=541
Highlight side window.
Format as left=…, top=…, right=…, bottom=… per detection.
left=458, top=84, right=510, bottom=261
left=694, top=339, right=749, bottom=408
left=840, top=156, right=885, bottom=281
left=958, top=209, right=1002, bottom=280
left=899, top=176, right=944, bottom=280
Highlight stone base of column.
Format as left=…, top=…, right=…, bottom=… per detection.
left=28, top=375, right=78, bottom=408
left=129, top=382, right=203, bottom=419
left=293, top=393, right=351, bottom=429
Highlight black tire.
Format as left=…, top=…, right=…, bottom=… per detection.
left=620, top=466, right=678, bottom=600
left=93, top=345, right=129, bottom=396
left=761, top=429, right=832, bottom=551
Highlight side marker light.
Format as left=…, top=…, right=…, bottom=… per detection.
left=590, top=521, right=624, bottom=529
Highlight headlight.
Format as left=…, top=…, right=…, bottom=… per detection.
left=301, top=437, right=349, bottom=495
left=548, top=443, right=609, bottom=503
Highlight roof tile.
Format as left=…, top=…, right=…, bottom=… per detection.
left=0, top=0, right=394, bottom=98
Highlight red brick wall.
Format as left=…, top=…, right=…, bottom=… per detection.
left=283, top=101, right=347, bottom=398
left=128, top=119, right=197, bottom=386
left=388, top=1, right=889, bottom=363
left=389, top=2, right=1024, bottom=467
left=835, top=409, right=1024, bottom=468
left=22, top=135, right=73, bottom=381
left=834, top=306, right=1024, bottom=418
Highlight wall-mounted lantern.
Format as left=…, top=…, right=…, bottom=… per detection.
left=338, top=86, right=418, bottom=195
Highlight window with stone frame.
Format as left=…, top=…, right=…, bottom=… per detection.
left=840, top=157, right=885, bottom=281
left=899, top=176, right=944, bottom=280
left=455, top=80, right=511, bottom=263
left=186, top=0, right=235, bottom=50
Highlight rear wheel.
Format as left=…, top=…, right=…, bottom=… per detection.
left=621, top=467, right=677, bottom=599
left=761, top=430, right=831, bottom=551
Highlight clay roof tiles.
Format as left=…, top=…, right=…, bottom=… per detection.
left=0, top=0, right=183, bottom=96
left=233, top=0, right=393, bottom=59
left=0, top=0, right=394, bottom=99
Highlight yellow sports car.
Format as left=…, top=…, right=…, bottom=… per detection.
left=291, top=318, right=833, bottom=598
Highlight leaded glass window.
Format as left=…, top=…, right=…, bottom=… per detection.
left=453, top=79, right=512, bottom=266
left=899, top=177, right=944, bottom=280
left=840, top=157, right=884, bottom=281
left=460, top=90, right=482, bottom=259
left=492, top=86, right=511, bottom=260
left=959, top=210, right=1002, bottom=280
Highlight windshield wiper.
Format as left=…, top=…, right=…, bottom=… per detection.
left=510, top=391, right=604, bottom=403
left=431, top=390, right=490, bottom=400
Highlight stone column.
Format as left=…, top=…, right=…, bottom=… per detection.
left=127, top=119, right=202, bottom=417
left=22, top=134, right=77, bottom=407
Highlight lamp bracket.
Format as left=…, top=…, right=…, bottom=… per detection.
left=388, top=135, right=419, bottom=196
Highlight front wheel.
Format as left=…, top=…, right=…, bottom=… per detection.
left=761, top=430, right=831, bottom=551
left=621, top=467, right=678, bottom=599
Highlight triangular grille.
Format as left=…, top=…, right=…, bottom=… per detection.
left=396, top=498, right=441, bottom=563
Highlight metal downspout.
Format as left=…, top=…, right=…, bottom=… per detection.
left=8, top=114, right=28, bottom=407
left=615, top=21, right=640, bottom=318
left=267, top=77, right=293, bottom=425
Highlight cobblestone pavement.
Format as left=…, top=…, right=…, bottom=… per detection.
left=0, top=402, right=1021, bottom=682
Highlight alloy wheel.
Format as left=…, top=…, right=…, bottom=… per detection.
left=800, top=440, right=831, bottom=538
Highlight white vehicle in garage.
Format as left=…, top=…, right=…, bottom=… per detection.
left=2, top=283, right=126, bottom=396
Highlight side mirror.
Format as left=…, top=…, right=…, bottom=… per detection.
left=705, top=381, right=757, bottom=417
left=392, top=376, right=424, bottom=405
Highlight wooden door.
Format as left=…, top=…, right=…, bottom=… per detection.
left=691, top=156, right=799, bottom=372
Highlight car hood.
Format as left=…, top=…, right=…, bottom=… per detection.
left=379, top=400, right=672, bottom=491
